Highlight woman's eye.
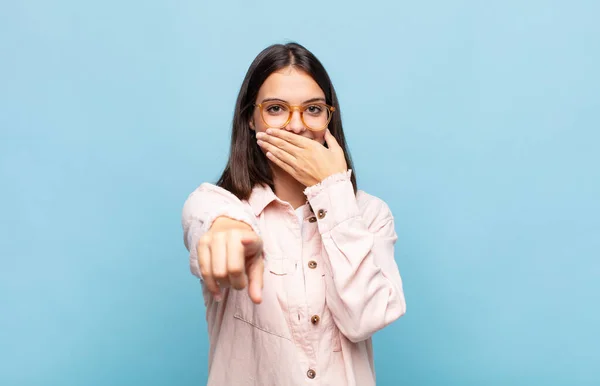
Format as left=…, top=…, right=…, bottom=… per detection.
left=266, top=105, right=286, bottom=114
left=306, top=105, right=323, bottom=114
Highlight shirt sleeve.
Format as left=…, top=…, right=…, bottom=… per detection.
left=181, top=183, right=260, bottom=280
left=304, top=170, right=406, bottom=342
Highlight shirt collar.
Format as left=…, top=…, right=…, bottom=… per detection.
left=247, top=183, right=314, bottom=217
left=247, top=183, right=279, bottom=216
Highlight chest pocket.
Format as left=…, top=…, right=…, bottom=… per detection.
left=232, top=254, right=295, bottom=341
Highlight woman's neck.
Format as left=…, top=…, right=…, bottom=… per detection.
left=271, top=165, right=307, bottom=210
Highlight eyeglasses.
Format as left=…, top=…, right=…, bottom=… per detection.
left=254, top=101, right=335, bottom=131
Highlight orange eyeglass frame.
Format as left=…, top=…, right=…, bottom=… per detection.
left=254, top=102, right=336, bottom=131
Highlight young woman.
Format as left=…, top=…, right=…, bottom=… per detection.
left=182, top=42, right=406, bottom=386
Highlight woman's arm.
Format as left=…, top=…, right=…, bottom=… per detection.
left=305, top=171, right=406, bottom=343
left=181, top=183, right=264, bottom=303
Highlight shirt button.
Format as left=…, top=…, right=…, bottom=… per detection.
left=317, top=209, right=327, bottom=219
left=308, top=260, right=317, bottom=269
left=311, top=315, right=320, bottom=325
left=307, top=369, right=316, bottom=379
left=308, top=216, right=317, bottom=223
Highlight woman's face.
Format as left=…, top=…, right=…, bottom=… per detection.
left=250, top=66, right=327, bottom=145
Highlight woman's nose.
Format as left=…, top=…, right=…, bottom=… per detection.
left=284, top=110, right=306, bottom=134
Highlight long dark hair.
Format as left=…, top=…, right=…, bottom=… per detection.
left=216, top=42, right=357, bottom=200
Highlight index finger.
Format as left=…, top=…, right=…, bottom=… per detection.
left=266, top=128, right=312, bottom=149
left=247, top=257, right=264, bottom=304
left=227, top=231, right=248, bottom=290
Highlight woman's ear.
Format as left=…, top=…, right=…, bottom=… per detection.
left=249, top=119, right=255, bottom=131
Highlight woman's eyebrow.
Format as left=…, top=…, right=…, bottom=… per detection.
left=260, top=97, right=288, bottom=103
left=260, top=97, right=326, bottom=104
left=303, top=97, right=326, bottom=104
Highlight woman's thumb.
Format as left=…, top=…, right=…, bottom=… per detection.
left=324, top=129, right=340, bottom=150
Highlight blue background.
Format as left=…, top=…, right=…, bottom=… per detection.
left=1, top=1, right=598, bottom=385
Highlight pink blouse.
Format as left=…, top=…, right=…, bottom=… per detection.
left=182, top=170, right=406, bottom=385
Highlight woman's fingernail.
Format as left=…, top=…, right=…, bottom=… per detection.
left=256, top=132, right=264, bottom=139
left=266, top=129, right=273, bottom=135
left=214, top=293, right=223, bottom=302
left=257, top=140, right=264, bottom=146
